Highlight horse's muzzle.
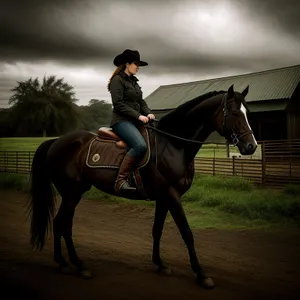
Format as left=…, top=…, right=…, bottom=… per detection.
left=239, top=141, right=257, bottom=155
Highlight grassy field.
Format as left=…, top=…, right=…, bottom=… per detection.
left=0, top=137, right=57, bottom=152
left=0, top=137, right=230, bottom=157
left=1, top=172, right=299, bottom=230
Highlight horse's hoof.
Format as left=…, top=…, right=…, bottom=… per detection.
left=156, top=266, right=172, bottom=277
left=197, top=277, right=215, bottom=289
left=58, top=265, right=72, bottom=275
left=161, top=268, right=172, bottom=276
left=80, top=269, right=93, bottom=279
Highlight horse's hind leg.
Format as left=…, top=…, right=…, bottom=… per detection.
left=53, top=198, right=72, bottom=274
left=54, top=190, right=92, bottom=278
left=152, top=200, right=171, bottom=276
left=63, top=198, right=92, bottom=279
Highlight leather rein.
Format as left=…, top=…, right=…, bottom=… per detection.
left=145, top=93, right=253, bottom=146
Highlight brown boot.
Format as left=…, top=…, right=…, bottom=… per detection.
left=114, top=153, right=137, bottom=194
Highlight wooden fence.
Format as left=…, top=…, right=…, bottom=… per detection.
left=0, top=151, right=34, bottom=174
left=194, top=157, right=263, bottom=184
left=261, top=139, right=300, bottom=187
left=1, top=139, right=300, bottom=188
left=194, top=139, right=300, bottom=188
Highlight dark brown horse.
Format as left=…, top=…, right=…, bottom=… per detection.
left=28, top=84, right=257, bottom=289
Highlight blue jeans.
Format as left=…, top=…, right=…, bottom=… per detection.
left=112, top=121, right=147, bottom=160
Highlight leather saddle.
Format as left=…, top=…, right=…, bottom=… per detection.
left=97, top=127, right=128, bottom=148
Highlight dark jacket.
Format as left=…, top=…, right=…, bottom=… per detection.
left=109, top=71, right=152, bottom=127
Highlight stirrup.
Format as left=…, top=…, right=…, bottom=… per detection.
left=120, top=181, right=136, bottom=191
left=115, top=181, right=136, bottom=194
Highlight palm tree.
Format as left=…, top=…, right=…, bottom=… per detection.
left=9, top=75, right=81, bottom=137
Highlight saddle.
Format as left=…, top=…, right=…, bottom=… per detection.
left=97, top=127, right=128, bottom=148
left=85, top=126, right=151, bottom=198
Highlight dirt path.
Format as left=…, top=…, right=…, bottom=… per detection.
left=0, top=190, right=299, bottom=300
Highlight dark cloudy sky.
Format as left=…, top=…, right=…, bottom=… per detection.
left=1, top=0, right=300, bottom=108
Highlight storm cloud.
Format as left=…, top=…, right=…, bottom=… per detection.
left=1, top=0, right=299, bottom=107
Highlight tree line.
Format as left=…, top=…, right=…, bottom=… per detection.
left=0, top=75, right=113, bottom=137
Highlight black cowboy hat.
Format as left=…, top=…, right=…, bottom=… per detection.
left=113, top=49, right=148, bottom=67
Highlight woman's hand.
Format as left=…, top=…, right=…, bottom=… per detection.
left=147, top=114, right=155, bottom=120
left=138, top=115, right=149, bottom=123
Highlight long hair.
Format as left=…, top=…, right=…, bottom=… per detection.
left=107, top=64, right=125, bottom=91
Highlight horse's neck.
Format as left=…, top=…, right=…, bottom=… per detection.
left=183, top=104, right=221, bottom=165
left=155, top=94, right=221, bottom=170
left=184, top=125, right=214, bottom=166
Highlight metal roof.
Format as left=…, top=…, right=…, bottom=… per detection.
left=145, top=65, right=300, bottom=110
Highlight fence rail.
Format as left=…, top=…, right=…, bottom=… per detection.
left=1, top=139, right=300, bottom=188
left=261, top=139, right=300, bottom=187
left=194, top=157, right=263, bottom=184
left=0, top=151, right=33, bottom=174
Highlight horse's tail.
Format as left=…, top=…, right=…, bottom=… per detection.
left=28, top=138, right=58, bottom=251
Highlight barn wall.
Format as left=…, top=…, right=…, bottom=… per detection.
left=286, top=113, right=300, bottom=139
left=248, top=111, right=287, bottom=141
left=286, top=84, right=300, bottom=139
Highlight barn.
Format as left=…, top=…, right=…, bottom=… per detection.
left=144, top=65, right=300, bottom=143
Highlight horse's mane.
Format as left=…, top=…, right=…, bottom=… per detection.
left=157, top=90, right=225, bottom=132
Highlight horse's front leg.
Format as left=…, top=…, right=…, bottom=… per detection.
left=152, top=199, right=171, bottom=276
left=167, top=187, right=215, bottom=289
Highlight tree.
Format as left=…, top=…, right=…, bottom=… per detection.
left=8, top=75, right=81, bottom=137
left=79, top=99, right=112, bottom=131
left=0, top=108, right=15, bottom=137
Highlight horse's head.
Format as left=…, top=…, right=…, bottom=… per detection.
left=214, top=84, right=257, bottom=155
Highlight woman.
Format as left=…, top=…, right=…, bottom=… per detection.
left=107, top=49, right=155, bottom=195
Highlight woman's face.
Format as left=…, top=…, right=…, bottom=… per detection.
left=126, top=62, right=139, bottom=75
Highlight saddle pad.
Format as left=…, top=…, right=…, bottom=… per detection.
left=86, top=138, right=127, bottom=168
left=86, top=128, right=151, bottom=169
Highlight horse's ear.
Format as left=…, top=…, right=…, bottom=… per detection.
left=241, top=85, right=249, bottom=97
left=228, top=84, right=234, bottom=98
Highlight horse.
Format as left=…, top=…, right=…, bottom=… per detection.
left=28, top=84, right=257, bottom=289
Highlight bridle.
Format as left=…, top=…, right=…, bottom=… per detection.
left=145, top=92, right=253, bottom=146
left=221, top=93, right=253, bottom=146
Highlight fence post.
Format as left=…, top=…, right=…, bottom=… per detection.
left=4, top=151, right=7, bottom=172
left=241, top=159, right=244, bottom=176
left=226, top=141, right=229, bottom=158
left=232, top=156, right=235, bottom=175
left=29, top=151, right=31, bottom=172
left=261, top=142, right=266, bottom=185
left=16, top=151, right=19, bottom=173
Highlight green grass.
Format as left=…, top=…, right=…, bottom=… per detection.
left=180, top=175, right=300, bottom=228
left=0, top=173, right=31, bottom=192
left=0, top=137, right=56, bottom=152
left=1, top=173, right=299, bottom=230
left=196, top=144, right=228, bottom=158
